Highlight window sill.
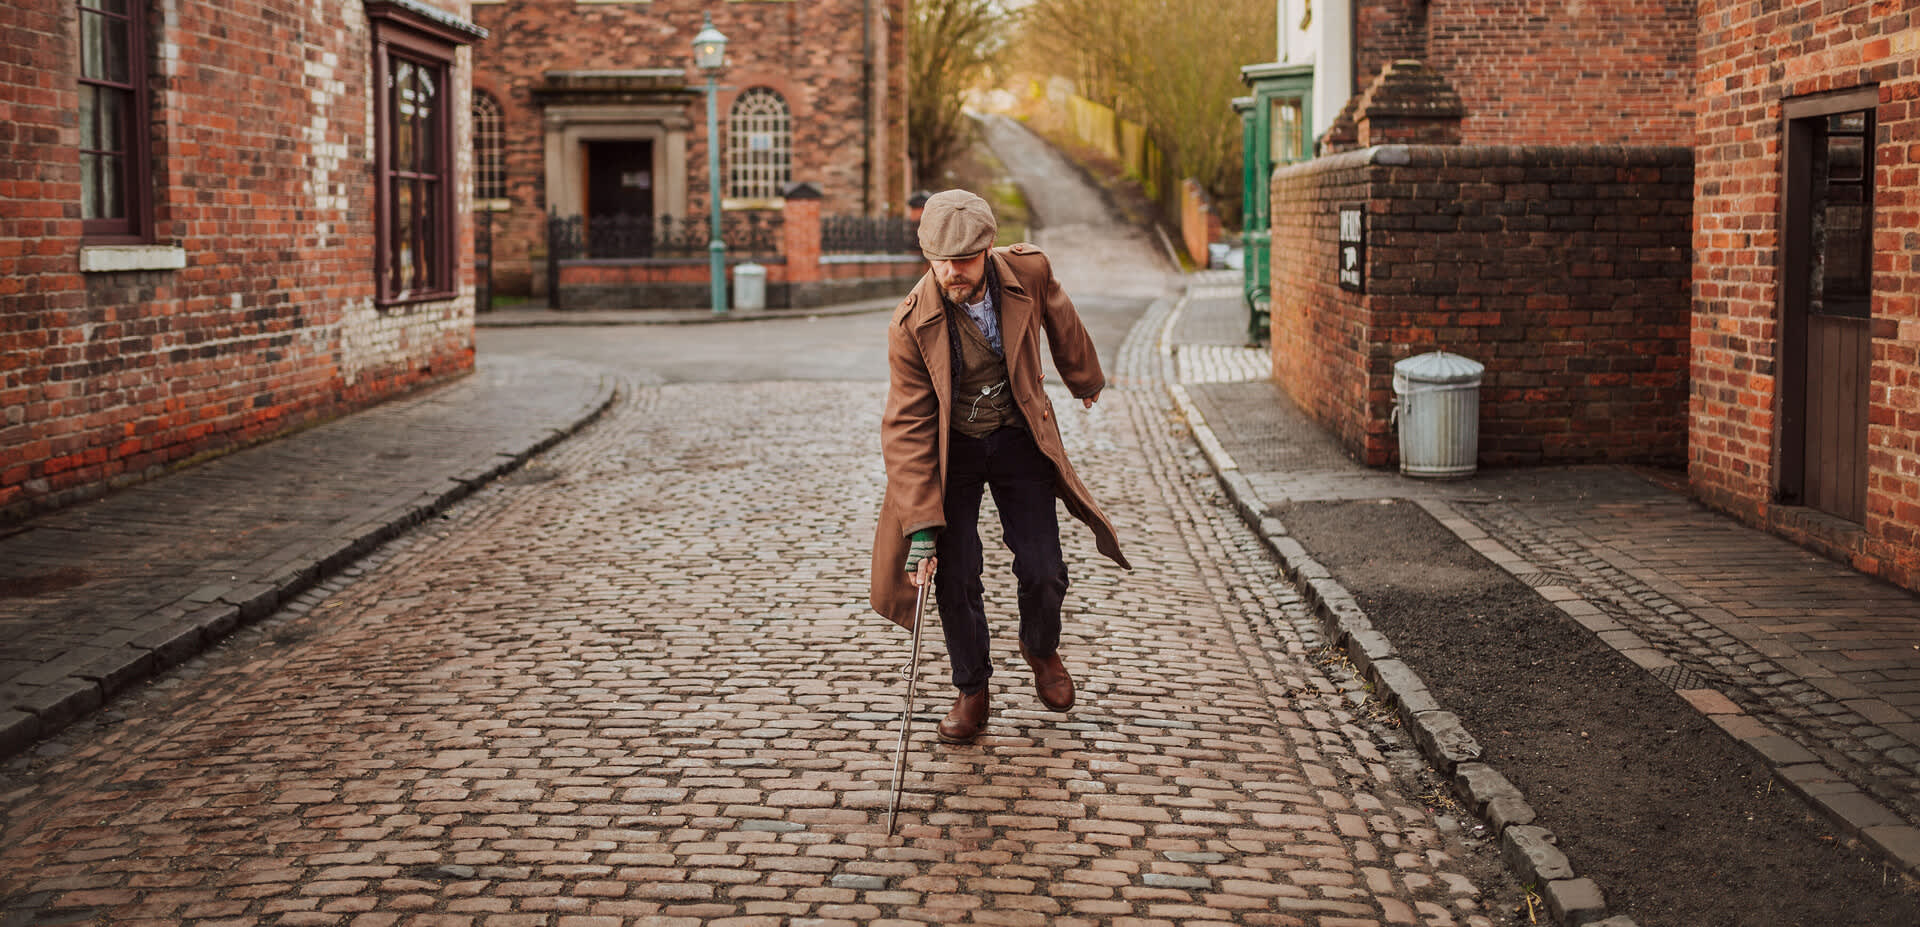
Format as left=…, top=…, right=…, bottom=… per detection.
left=376, top=289, right=459, bottom=310
left=80, top=244, right=186, bottom=273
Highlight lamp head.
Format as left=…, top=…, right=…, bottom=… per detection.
left=692, top=13, right=727, bottom=73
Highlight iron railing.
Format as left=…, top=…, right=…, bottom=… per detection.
left=546, top=211, right=783, bottom=261
left=821, top=214, right=919, bottom=254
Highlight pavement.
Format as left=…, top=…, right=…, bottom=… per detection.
left=1164, top=271, right=1920, bottom=893
left=4, top=273, right=1920, bottom=920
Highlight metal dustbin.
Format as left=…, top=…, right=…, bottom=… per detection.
left=1392, top=351, right=1483, bottom=478
left=733, top=262, right=766, bottom=312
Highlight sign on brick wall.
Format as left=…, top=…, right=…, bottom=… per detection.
left=1338, top=205, right=1364, bottom=292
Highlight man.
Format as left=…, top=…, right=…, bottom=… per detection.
left=869, top=189, right=1129, bottom=745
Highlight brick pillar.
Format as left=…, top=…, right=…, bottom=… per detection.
left=782, top=182, right=823, bottom=284
left=1354, top=59, right=1465, bottom=147
left=1319, top=99, right=1361, bottom=154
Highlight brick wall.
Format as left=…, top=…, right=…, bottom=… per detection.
left=1353, top=0, right=1427, bottom=96
left=0, top=0, right=479, bottom=519
left=1179, top=179, right=1220, bottom=268
left=471, top=0, right=907, bottom=300
left=1270, top=145, right=1693, bottom=468
left=1347, top=0, right=1695, bottom=148
left=1692, top=0, right=1920, bottom=588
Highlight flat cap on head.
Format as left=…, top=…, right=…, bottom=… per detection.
left=917, top=189, right=997, bottom=260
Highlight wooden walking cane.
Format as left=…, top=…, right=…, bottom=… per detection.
left=885, top=578, right=931, bottom=836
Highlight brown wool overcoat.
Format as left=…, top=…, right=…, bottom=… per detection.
left=868, top=244, right=1131, bottom=629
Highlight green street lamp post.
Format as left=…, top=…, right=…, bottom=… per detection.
left=693, top=13, right=729, bottom=315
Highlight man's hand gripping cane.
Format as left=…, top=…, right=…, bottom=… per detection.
left=904, top=528, right=937, bottom=588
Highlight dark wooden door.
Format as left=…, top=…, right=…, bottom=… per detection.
left=585, top=140, right=654, bottom=256
left=1781, top=98, right=1875, bottom=523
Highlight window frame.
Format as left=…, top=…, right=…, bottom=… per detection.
left=471, top=88, right=507, bottom=204
left=78, top=0, right=152, bottom=243
left=373, top=28, right=454, bottom=305
left=366, top=1, right=485, bottom=307
left=726, top=86, right=791, bottom=203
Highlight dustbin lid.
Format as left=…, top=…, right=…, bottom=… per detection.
left=1393, top=350, right=1483, bottom=385
left=735, top=262, right=765, bottom=275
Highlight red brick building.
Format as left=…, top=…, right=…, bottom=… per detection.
left=1690, top=1, right=1920, bottom=587
left=2, top=0, right=487, bottom=519
left=468, top=0, right=911, bottom=303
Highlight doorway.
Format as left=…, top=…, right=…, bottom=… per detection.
left=1779, top=90, right=1876, bottom=523
left=585, top=139, right=654, bottom=256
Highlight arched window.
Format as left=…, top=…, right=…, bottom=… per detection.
left=727, top=87, right=790, bottom=200
left=471, top=90, right=506, bottom=201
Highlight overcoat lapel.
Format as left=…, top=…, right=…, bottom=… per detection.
left=991, top=251, right=1033, bottom=365
left=908, top=290, right=952, bottom=435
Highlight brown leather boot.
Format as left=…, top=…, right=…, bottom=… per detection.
left=936, top=688, right=989, bottom=744
left=1021, top=646, right=1075, bottom=712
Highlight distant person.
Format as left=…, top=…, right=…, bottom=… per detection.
left=869, top=189, right=1130, bottom=744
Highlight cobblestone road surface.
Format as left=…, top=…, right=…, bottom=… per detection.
left=0, top=112, right=1528, bottom=925
left=0, top=312, right=1521, bottom=925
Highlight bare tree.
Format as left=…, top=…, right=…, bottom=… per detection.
left=1015, top=0, right=1274, bottom=212
left=910, top=0, right=1010, bottom=187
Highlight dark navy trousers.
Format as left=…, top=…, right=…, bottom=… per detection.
left=934, top=426, right=1069, bottom=694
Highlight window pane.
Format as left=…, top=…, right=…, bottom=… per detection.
left=82, top=12, right=130, bottom=84
left=1821, top=200, right=1868, bottom=295
left=82, top=13, right=103, bottom=79
left=102, top=16, right=129, bottom=84
left=415, top=70, right=436, bottom=168
left=418, top=178, right=438, bottom=289
left=81, top=0, right=129, bottom=12
left=82, top=153, right=102, bottom=218
left=1829, top=111, right=1867, bottom=134
left=472, top=92, right=505, bottom=200
left=1270, top=98, right=1299, bottom=162
left=395, top=180, right=415, bottom=292
left=727, top=88, right=789, bottom=199
left=98, top=153, right=123, bottom=218
left=1827, top=135, right=1865, bottom=182
left=84, top=152, right=124, bottom=220
left=80, top=84, right=98, bottom=149
left=96, top=87, right=122, bottom=152
left=395, top=62, right=416, bottom=169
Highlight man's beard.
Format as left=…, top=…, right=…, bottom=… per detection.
left=942, top=277, right=984, bottom=305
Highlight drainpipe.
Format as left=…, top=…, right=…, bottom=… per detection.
left=1350, top=0, right=1359, bottom=99
left=862, top=0, right=873, bottom=215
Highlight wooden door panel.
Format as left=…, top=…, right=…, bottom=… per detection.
left=1803, top=314, right=1868, bottom=523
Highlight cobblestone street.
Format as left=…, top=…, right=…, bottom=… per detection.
left=0, top=291, right=1519, bottom=924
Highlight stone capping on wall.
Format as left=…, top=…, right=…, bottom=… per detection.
left=1284, top=142, right=1695, bottom=173
left=1271, top=142, right=1696, bottom=194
